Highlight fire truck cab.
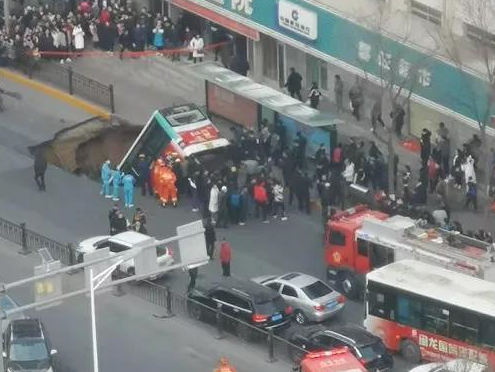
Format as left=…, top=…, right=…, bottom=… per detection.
left=295, top=349, right=367, bottom=372
left=324, top=205, right=389, bottom=299
left=325, top=205, right=495, bottom=299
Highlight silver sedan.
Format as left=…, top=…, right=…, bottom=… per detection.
left=251, top=272, right=345, bottom=325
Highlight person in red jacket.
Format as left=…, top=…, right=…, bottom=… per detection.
left=219, top=238, right=231, bottom=277
left=253, top=180, right=269, bottom=223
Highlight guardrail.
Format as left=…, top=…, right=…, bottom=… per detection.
left=0, top=216, right=305, bottom=366
left=28, top=61, right=115, bottom=113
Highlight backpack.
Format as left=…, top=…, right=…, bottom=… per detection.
left=253, top=184, right=267, bottom=203
left=230, top=193, right=241, bottom=207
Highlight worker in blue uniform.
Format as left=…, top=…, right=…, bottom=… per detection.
left=100, top=160, right=112, bottom=198
left=111, top=167, right=123, bottom=201
left=122, top=173, right=136, bottom=208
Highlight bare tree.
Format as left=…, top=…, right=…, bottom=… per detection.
left=353, top=3, right=438, bottom=197
left=439, top=0, right=495, bottom=218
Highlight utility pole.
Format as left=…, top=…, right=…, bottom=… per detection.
left=3, top=0, right=10, bottom=35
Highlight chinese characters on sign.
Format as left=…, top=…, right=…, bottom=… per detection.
left=278, top=0, right=318, bottom=41
left=418, top=334, right=489, bottom=364
left=357, top=41, right=432, bottom=87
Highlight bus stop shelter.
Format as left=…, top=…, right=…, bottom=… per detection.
left=187, top=62, right=345, bottom=157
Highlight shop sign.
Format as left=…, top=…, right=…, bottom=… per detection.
left=231, top=0, right=253, bottom=16
left=357, top=40, right=432, bottom=87
left=278, top=0, right=317, bottom=40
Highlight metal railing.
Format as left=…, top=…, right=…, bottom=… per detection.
left=28, top=61, right=115, bottom=113
left=0, top=217, right=74, bottom=266
left=0, top=215, right=304, bottom=366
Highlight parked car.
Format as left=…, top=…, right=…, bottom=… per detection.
left=3, top=318, right=57, bottom=372
left=288, top=324, right=393, bottom=372
left=76, top=231, right=173, bottom=277
left=0, top=294, right=26, bottom=333
left=188, top=276, right=293, bottom=340
left=409, top=359, right=489, bottom=372
left=252, top=272, right=345, bottom=325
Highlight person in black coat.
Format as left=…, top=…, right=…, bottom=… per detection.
left=285, top=67, right=303, bottom=100
left=420, top=128, right=432, bottom=167
left=204, top=219, right=216, bottom=259
left=137, top=154, right=152, bottom=196
left=34, top=149, right=47, bottom=191
left=111, top=211, right=128, bottom=235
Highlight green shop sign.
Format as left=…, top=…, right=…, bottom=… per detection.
left=200, top=0, right=494, bottom=124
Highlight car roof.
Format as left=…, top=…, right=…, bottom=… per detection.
left=10, top=319, right=43, bottom=339
left=277, top=272, right=319, bottom=287
left=197, top=276, right=278, bottom=300
left=325, top=325, right=378, bottom=346
left=108, top=231, right=155, bottom=247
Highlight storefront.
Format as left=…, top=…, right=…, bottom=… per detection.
left=162, top=0, right=495, bottom=147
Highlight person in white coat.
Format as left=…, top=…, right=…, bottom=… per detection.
left=461, top=155, right=476, bottom=184
left=209, top=184, right=219, bottom=224
left=189, top=34, right=204, bottom=63
left=72, top=24, right=85, bottom=55
left=342, top=159, right=355, bottom=184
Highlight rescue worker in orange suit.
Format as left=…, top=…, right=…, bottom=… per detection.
left=151, top=158, right=164, bottom=199
left=213, top=358, right=236, bottom=372
left=158, top=164, right=178, bottom=207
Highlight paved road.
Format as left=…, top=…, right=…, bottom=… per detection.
left=0, top=237, right=291, bottom=372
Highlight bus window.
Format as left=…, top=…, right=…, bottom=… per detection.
left=479, top=319, right=495, bottom=350
left=368, top=289, right=395, bottom=320
left=329, top=230, right=346, bottom=246
left=396, top=295, right=422, bottom=328
left=369, top=243, right=394, bottom=269
left=450, top=310, right=479, bottom=345
left=422, top=303, right=449, bottom=337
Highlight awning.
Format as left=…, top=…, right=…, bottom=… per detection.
left=171, top=0, right=260, bottom=41
left=187, top=62, right=345, bottom=128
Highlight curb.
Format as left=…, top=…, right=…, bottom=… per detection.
left=0, top=68, right=111, bottom=120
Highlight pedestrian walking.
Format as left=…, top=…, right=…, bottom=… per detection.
left=108, top=204, right=119, bottom=235
left=34, top=149, right=47, bottom=191
left=189, top=34, right=204, bottom=63
left=187, top=266, right=198, bottom=292
left=420, top=128, right=432, bottom=167
left=204, top=219, right=216, bottom=259
left=349, top=78, right=364, bottom=121
left=465, top=176, right=477, bottom=211
left=334, top=75, right=344, bottom=112
left=285, top=67, right=303, bottom=100
left=111, top=167, right=123, bottom=201
left=219, top=238, right=231, bottom=277
left=307, top=82, right=322, bottom=109
left=72, top=23, right=85, bottom=56
left=253, top=180, right=269, bottom=223
left=272, top=180, right=287, bottom=220
left=217, top=186, right=229, bottom=228
left=462, top=155, right=476, bottom=185
left=371, top=98, right=385, bottom=132
left=122, top=173, right=136, bottom=208
left=391, top=103, right=406, bottom=138
left=100, top=160, right=112, bottom=198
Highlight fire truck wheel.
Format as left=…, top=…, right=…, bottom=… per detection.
left=340, top=273, right=358, bottom=299
left=401, top=339, right=421, bottom=364
left=294, top=310, right=308, bottom=325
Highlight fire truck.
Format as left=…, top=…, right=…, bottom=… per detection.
left=294, top=349, right=367, bottom=372
left=324, top=205, right=495, bottom=299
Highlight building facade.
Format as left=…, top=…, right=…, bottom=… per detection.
left=164, top=0, right=495, bottom=146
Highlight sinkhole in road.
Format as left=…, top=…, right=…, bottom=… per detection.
left=30, top=116, right=140, bottom=179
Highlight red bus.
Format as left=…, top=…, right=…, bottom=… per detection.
left=364, top=259, right=495, bottom=368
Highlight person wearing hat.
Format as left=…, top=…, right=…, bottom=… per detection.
left=137, top=154, right=152, bottom=197
left=100, top=160, right=112, bottom=198
left=111, top=166, right=123, bottom=201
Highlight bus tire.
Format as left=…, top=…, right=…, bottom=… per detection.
left=401, top=339, right=421, bottom=364
left=339, top=272, right=358, bottom=300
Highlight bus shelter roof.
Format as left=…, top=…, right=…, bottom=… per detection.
left=187, top=62, right=345, bottom=128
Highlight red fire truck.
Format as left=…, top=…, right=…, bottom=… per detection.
left=324, top=205, right=495, bottom=299
left=295, top=349, right=367, bottom=372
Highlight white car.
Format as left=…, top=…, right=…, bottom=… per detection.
left=76, top=231, right=174, bottom=277
left=409, top=359, right=489, bottom=372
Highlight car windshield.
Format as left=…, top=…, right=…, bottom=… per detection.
left=9, top=339, right=48, bottom=362
left=0, top=295, right=17, bottom=312
left=254, top=295, right=286, bottom=314
left=359, top=341, right=386, bottom=361
left=301, top=280, right=333, bottom=300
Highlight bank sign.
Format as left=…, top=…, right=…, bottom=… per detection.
left=197, top=0, right=493, bottom=123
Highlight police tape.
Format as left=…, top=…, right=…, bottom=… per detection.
left=29, top=41, right=228, bottom=58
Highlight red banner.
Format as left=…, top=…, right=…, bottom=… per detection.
left=178, top=124, right=219, bottom=146
left=172, top=0, right=260, bottom=41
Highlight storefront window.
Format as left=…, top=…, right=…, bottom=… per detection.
left=262, top=34, right=278, bottom=81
